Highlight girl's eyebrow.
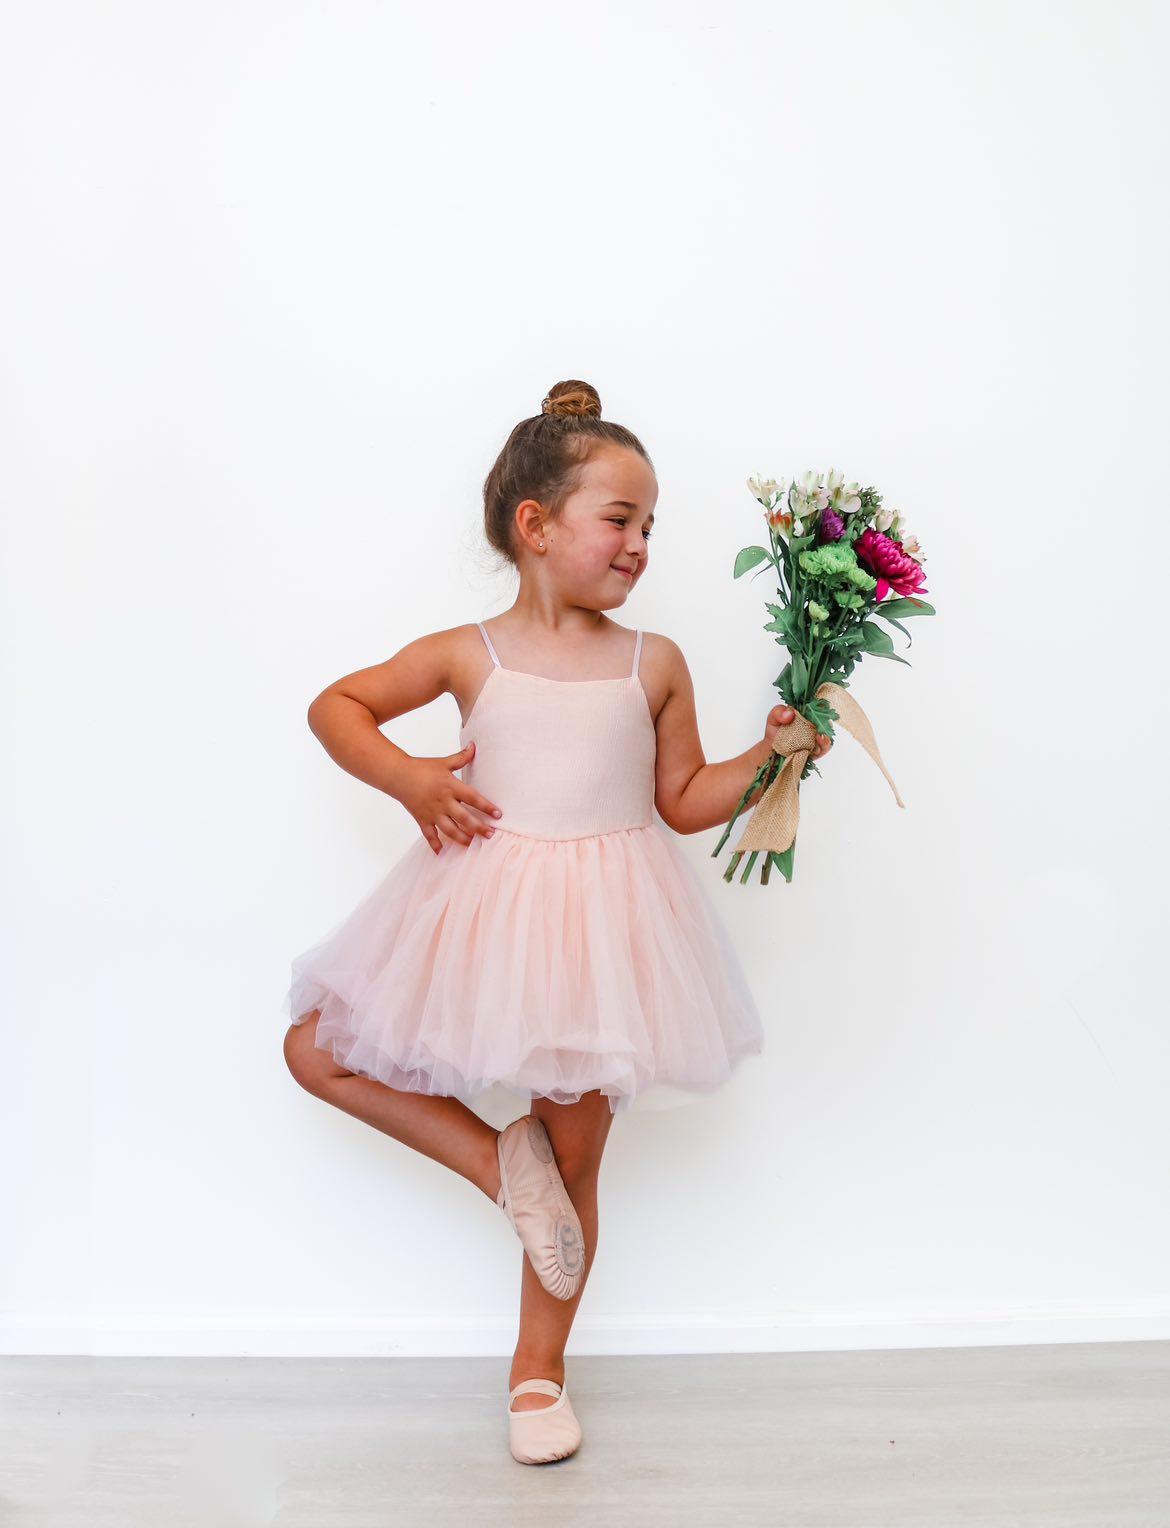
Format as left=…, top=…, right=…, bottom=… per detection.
left=604, top=500, right=655, bottom=522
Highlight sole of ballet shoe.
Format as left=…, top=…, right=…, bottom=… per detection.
left=496, top=1116, right=586, bottom=1301
left=507, top=1378, right=582, bottom=1464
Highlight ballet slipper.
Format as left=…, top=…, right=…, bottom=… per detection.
left=495, top=1115, right=586, bottom=1301
left=507, top=1378, right=582, bottom=1464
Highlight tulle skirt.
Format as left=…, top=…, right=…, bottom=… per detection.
left=283, top=821, right=764, bottom=1116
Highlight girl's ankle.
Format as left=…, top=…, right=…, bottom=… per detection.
left=509, top=1355, right=565, bottom=1387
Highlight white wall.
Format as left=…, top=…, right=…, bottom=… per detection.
left=2, top=0, right=1166, bottom=1357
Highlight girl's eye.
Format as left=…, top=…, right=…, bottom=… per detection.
left=610, top=517, right=652, bottom=540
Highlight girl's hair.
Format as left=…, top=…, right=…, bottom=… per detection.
left=482, top=380, right=654, bottom=566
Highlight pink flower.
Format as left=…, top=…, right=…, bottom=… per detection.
left=854, top=527, right=929, bottom=602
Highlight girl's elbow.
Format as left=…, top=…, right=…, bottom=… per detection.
left=656, top=797, right=693, bottom=835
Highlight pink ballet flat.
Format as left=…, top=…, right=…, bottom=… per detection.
left=507, top=1378, right=582, bottom=1464
left=495, top=1115, right=586, bottom=1301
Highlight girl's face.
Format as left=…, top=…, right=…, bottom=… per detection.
left=547, top=445, right=657, bottom=607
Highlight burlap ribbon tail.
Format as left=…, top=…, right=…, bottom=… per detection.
left=734, top=681, right=906, bottom=856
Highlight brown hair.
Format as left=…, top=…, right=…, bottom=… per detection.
left=482, top=380, right=654, bottom=566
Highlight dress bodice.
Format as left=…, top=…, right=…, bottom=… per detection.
left=458, top=622, right=656, bottom=841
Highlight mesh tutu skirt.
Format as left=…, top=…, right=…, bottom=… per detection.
left=283, top=624, right=765, bottom=1116
left=284, top=824, right=765, bottom=1116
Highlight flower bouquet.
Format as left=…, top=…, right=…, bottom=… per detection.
left=712, top=469, right=934, bottom=885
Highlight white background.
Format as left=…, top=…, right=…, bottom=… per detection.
left=2, top=0, right=1166, bottom=1356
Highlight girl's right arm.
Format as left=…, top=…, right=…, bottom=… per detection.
left=306, top=627, right=504, bottom=855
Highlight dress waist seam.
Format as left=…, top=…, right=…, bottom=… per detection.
left=479, top=821, right=653, bottom=844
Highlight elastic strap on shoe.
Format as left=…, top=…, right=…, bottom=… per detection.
left=509, top=1378, right=564, bottom=1409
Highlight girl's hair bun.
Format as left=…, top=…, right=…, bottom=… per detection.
left=541, top=380, right=602, bottom=419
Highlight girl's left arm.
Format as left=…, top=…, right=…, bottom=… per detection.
left=650, top=638, right=831, bottom=836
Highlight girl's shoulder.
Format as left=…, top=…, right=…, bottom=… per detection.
left=635, top=629, right=688, bottom=726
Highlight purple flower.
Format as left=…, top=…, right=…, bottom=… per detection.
left=817, top=507, right=845, bottom=543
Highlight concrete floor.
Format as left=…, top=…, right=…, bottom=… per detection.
left=1, top=1343, right=1167, bottom=1526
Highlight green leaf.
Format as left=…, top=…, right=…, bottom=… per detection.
left=865, top=649, right=912, bottom=667
left=790, top=650, right=808, bottom=694
left=734, top=546, right=771, bottom=578
left=869, top=604, right=915, bottom=644
left=769, top=846, right=794, bottom=884
left=804, top=696, right=839, bottom=737
left=857, top=621, right=895, bottom=655
left=874, top=596, right=935, bottom=619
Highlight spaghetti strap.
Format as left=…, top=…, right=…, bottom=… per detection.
left=477, top=621, right=502, bottom=668
left=631, top=629, right=643, bottom=678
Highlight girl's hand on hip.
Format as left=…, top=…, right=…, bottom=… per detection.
left=397, top=742, right=503, bottom=853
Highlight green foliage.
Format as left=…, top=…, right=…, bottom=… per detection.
left=763, top=602, right=797, bottom=640
left=766, top=846, right=794, bottom=884
left=857, top=621, right=895, bottom=654
left=871, top=596, right=934, bottom=619
left=734, top=546, right=771, bottom=578
left=803, top=694, right=839, bottom=738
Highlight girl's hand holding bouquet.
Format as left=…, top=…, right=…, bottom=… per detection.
left=766, top=704, right=834, bottom=763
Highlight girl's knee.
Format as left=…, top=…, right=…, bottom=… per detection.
left=559, top=1164, right=601, bottom=1206
left=554, top=1140, right=606, bottom=1193
left=283, top=1012, right=329, bottom=1092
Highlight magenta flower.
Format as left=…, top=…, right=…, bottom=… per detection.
left=854, top=527, right=929, bottom=602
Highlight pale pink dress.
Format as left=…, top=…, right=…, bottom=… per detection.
left=283, top=622, right=764, bottom=1115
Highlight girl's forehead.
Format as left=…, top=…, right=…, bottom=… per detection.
left=579, top=455, right=658, bottom=508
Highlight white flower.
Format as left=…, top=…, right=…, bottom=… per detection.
left=747, top=473, right=780, bottom=505
left=826, top=466, right=862, bottom=515
left=900, top=532, right=924, bottom=562
left=874, top=505, right=895, bottom=533
left=789, top=469, right=828, bottom=523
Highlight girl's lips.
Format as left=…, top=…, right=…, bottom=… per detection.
left=611, top=565, right=635, bottom=580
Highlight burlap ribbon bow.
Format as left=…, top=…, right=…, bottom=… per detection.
left=735, top=681, right=906, bottom=856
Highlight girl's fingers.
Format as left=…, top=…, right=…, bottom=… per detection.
left=453, top=804, right=496, bottom=838
left=436, top=814, right=473, bottom=847
left=463, top=789, right=503, bottom=820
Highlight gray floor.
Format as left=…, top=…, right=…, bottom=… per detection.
left=2, top=1343, right=1168, bottom=1526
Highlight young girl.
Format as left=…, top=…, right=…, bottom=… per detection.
left=281, top=379, right=832, bottom=1465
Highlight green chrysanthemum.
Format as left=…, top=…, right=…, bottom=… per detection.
left=807, top=600, right=830, bottom=622
left=798, top=543, right=857, bottom=580
left=833, top=589, right=867, bottom=610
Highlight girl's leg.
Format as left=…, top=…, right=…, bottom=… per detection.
left=508, top=1089, right=616, bottom=1412
left=283, top=1011, right=502, bottom=1201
